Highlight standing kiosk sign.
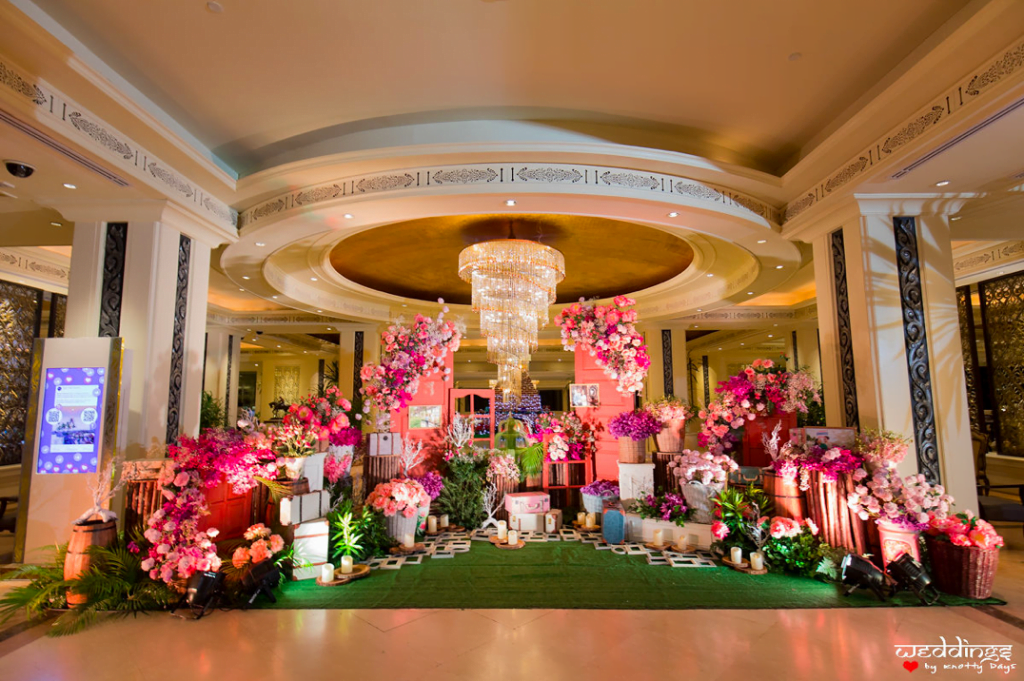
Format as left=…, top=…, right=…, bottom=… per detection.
left=15, top=337, right=130, bottom=562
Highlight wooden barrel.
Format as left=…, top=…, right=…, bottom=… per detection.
left=761, top=471, right=806, bottom=520
left=64, top=519, right=117, bottom=608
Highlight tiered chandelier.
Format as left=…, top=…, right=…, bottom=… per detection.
left=458, top=236, right=565, bottom=397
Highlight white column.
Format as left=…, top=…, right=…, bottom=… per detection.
left=812, top=234, right=845, bottom=428
left=338, top=329, right=356, bottom=398
left=794, top=327, right=821, bottom=383
left=64, top=222, right=106, bottom=338
left=181, top=241, right=211, bottom=436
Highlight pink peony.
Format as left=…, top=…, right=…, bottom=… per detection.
left=173, top=471, right=190, bottom=487
left=232, top=546, right=250, bottom=569
left=250, top=539, right=270, bottom=564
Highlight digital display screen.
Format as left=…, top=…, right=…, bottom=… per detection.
left=36, top=367, right=106, bottom=474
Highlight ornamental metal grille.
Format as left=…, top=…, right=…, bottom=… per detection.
left=955, top=286, right=984, bottom=436
left=0, top=281, right=41, bottom=465
left=979, top=271, right=1024, bottom=457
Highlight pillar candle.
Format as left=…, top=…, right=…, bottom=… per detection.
left=652, top=529, right=664, bottom=546
left=427, top=515, right=437, bottom=533
left=750, top=552, right=764, bottom=571
left=577, top=512, right=586, bottom=525
left=508, top=530, right=518, bottom=546
left=340, top=556, right=353, bottom=575
left=676, top=535, right=691, bottom=551
left=497, top=520, right=508, bottom=540
left=403, top=533, right=415, bottom=549
left=440, top=514, right=450, bottom=528
left=321, top=563, right=335, bottom=582
left=585, top=512, right=597, bottom=527
left=730, top=546, right=743, bottom=565
left=545, top=513, right=556, bottom=533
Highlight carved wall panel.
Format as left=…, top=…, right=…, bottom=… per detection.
left=831, top=229, right=860, bottom=429
left=702, top=355, right=710, bottom=405
left=353, top=330, right=365, bottom=399
left=0, top=281, right=42, bottom=465
left=48, top=293, right=66, bottom=338
left=274, top=366, right=301, bottom=405
left=661, top=330, right=673, bottom=398
left=165, top=235, right=191, bottom=444
left=99, top=223, right=127, bottom=338
left=979, top=272, right=1024, bottom=457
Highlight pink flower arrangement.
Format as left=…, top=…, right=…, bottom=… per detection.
left=608, top=409, right=662, bottom=441
left=366, top=478, right=431, bottom=518
left=771, top=444, right=864, bottom=491
left=142, top=465, right=221, bottom=584
left=711, top=521, right=730, bottom=540
left=669, top=449, right=738, bottom=485
left=926, top=510, right=1004, bottom=550
left=644, top=397, right=694, bottom=424
left=264, top=423, right=319, bottom=457
left=487, top=452, right=521, bottom=481
left=360, top=303, right=461, bottom=418
left=330, top=426, right=363, bottom=448
left=855, top=429, right=911, bottom=469
left=554, top=295, right=650, bottom=393
left=324, top=451, right=353, bottom=484
left=231, top=523, right=287, bottom=570
left=284, top=385, right=353, bottom=441
left=847, top=468, right=954, bottom=530
left=538, top=412, right=597, bottom=463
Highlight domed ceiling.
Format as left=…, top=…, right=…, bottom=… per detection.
left=329, top=214, right=694, bottom=305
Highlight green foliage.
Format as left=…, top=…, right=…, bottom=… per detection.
left=200, top=391, right=226, bottom=430
left=711, top=487, right=774, bottom=553
left=436, top=455, right=488, bottom=528
left=799, top=387, right=826, bottom=427
left=761, top=532, right=824, bottom=578
left=331, top=512, right=364, bottom=558
left=515, top=442, right=544, bottom=481
left=815, top=545, right=849, bottom=583
left=327, top=499, right=394, bottom=563
left=1, top=534, right=177, bottom=637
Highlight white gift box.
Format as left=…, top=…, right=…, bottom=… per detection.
left=617, top=462, right=655, bottom=502
left=280, top=490, right=331, bottom=526
left=509, top=512, right=545, bottom=532
left=626, top=517, right=713, bottom=549
left=291, top=518, right=329, bottom=581
left=544, top=509, right=563, bottom=532
left=369, top=432, right=402, bottom=456
left=303, top=452, right=327, bottom=492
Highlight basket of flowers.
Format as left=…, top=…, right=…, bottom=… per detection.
left=645, top=397, right=693, bottom=453
left=366, top=478, right=431, bottom=542
left=924, top=510, right=1003, bottom=599
left=581, top=479, right=620, bottom=514
left=669, top=449, right=738, bottom=524
left=608, top=409, right=661, bottom=463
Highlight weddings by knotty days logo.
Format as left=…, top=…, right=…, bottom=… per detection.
left=895, top=637, right=1016, bottom=675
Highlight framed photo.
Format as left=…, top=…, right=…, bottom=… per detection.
left=408, top=405, right=443, bottom=430
left=791, top=427, right=857, bottom=449
left=569, top=383, right=600, bottom=408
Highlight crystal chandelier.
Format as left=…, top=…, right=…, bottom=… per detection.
left=458, top=238, right=565, bottom=397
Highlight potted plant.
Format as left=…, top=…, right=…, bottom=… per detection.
left=366, top=478, right=431, bottom=542
left=608, top=409, right=661, bottom=463
left=669, top=449, right=738, bottom=524
left=924, top=510, right=1004, bottom=599
left=581, top=479, right=620, bottom=514
left=645, top=397, right=693, bottom=453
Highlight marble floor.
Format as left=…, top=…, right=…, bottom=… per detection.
left=1, top=536, right=1022, bottom=680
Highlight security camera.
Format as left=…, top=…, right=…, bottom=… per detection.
left=4, top=161, right=35, bottom=179
left=255, top=330, right=263, bottom=335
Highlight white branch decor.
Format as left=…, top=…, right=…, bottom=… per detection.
left=763, top=422, right=783, bottom=463
left=398, top=437, right=427, bottom=478
left=481, top=479, right=502, bottom=529
left=446, top=413, right=474, bottom=451
left=75, top=453, right=139, bottom=525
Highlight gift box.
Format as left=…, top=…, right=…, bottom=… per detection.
left=280, top=490, right=331, bottom=526
left=504, top=492, right=550, bottom=515
left=544, top=509, right=563, bottom=533
left=291, top=518, right=329, bottom=581
left=617, top=462, right=654, bottom=502
left=509, top=512, right=545, bottom=532
left=303, top=452, right=327, bottom=492
left=369, top=432, right=402, bottom=456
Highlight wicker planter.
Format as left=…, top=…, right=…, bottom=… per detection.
left=762, top=471, right=806, bottom=521
left=925, top=535, right=1000, bottom=599
left=680, top=481, right=725, bottom=524
left=582, top=493, right=617, bottom=514
left=618, top=437, right=647, bottom=463
left=654, top=419, right=686, bottom=453
left=384, top=512, right=419, bottom=544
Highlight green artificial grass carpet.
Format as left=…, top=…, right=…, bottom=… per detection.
left=261, top=542, right=1004, bottom=610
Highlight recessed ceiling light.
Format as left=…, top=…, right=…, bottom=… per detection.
left=343, top=214, right=354, bottom=219
left=757, top=239, right=767, bottom=244
left=775, top=265, right=784, bottom=269
left=272, top=295, right=278, bottom=299
left=50, top=221, right=62, bottom=227
left=951, top=216, right=961, bottom=221
left=207, top=1, right=224, bottom=13
left=557, top=358, right=562, bottom=362
left=505, top=199, right=516, bottom=206
left=706, top=273, right=714, bottom=278
left=242, top=276, right=250, bottom=280
left=277, top=345, right=281, bottom=348
left=326, top=327, right=333, bottom=330
left=696, top=308, right=702, bottom=312
left=468, top=359, right=472, bottom=363
left=768, top=334, right=774, bottom=338
left=694, top=325, right=699, bottom=328
left=238, top=288, right=244, bottom=292
left=667, top=212, right=679, bottom=218
left=740, top=342, right=745, bottom=346
left=246, top=328, right=252, bottom=331
left=255, top=242, right=266, bottom=247
left=747, top=291, right=754, bottom=295
left=936, top=180, right=950, bottom=187
left=62, top=183, right=76, bottom=189
left=788, top=52, right=802, bottom=61
left=310, top=277, right=318, bottom=282
left=303, top=351, right=307, bottom=354
left=316, top=309, right=323, bottom=313
left=718, top=347, right=722, bottom=351
left=402, top=303, right=408, bottom=307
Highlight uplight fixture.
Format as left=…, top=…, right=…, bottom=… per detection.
left=255, top=242, right=266, bottom=247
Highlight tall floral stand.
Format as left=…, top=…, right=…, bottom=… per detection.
left=804, top=471, right=868, bottom=554
left=924, top=535, right=1000, bottom=599
left=761, top=471, right=806, bottom=521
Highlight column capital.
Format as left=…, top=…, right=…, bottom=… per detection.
left=784, top=193, right=976, bottom=243
left=44, top=199, right=237, bottom=248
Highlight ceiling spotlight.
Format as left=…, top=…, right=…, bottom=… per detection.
left=557, top=358, right=562, bottom=362
left=768, top=334, right=774, bottom=338
left=757, top=239, right=767, bottom=244
left=935, top=180, right=950, bottom=187
left=667, top=212, right=679, bottom=218
left=276, top=345, right=281, bottom=348
left=254, top=363, right=259, bottom=366
left=951, top=216, right=961, bottom=221
left=402, top=303, right=408, bottom=307
left=505, top=199, right=516, bottom=206
left=740, top=342, right=745, bottom=346
left=718, top=347, right=722, bottom=350
left=316, top=309, right=323, bottom=313
left=326, top=327, right=333, bottom=331
left=246, top=328, right=252, bottom=331
left=694, top=325, right=699, bottom=329
left=50, top=221, right=62, bottom=227
left=468, top=359, right=472, bottom=363
left=242, top=276, right=250, bottom=280
left=62, top=183, right=76, bottom=189
left=255, top=242, right=266, bottom=248
left=706, top=273, right=714, bottom=278
left=747, top=291, right=754, bottom=295
left=343, top=213, right=354, bottom=219
left=238, top=288, right=244, bottom=292
left=272, top=295, right=278, bottom=299
left=776, top=265, right=784, bottom=269
left=310, top=277, right=318, bottom=282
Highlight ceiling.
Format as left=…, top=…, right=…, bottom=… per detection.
left=22, top=0, right=970, bottom=176
left=329, top=214, right=693, bottom=305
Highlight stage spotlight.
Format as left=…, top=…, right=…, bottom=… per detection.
left=887, top=553, right=940, bottom=605
left=841, top=553, right=888, bottom=601
left=242, top=559, right=281, bottom=608
left=172, top=570, right=225, bottom=620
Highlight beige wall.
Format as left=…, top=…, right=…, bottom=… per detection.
left=240, top=354, right=323, bottom=420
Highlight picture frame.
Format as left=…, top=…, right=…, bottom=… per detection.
left=569, top=383, right=600, bottom=408
left=408, top=404, right=443, bottom=430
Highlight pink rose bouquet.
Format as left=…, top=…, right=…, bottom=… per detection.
left=644, top=396, right=694, bottom=424
left=366, top=478, right=431, bottom=518
left=487, top=452, right=521, bottom=482
left=855, top=429, right=911, bottom=469
left=284, top=385, right=353, bottom=441
left=554, top=295, right=650, bottom=393
left=926, top=510, right=1004, bottom=550
left=231, top=523, right=288, bottom=571
left=669, top=449, right=738, bottom=485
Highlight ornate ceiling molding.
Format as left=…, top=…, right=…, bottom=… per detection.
left=784, top=36, right=1024, bottom=225
left=954, top=240, right=1024, bottom=280
left=237, top=162, right=783, bottom=230
left=0, top=54, right=237, bottom=237
left=0, top=246, right=70, bottom=291
left=680, top=303, right=818, bottom=326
